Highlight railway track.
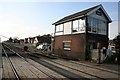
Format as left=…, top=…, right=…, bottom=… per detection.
left=70, top=60, right=119, bottom=74
left=2, top=43, right=119, bottom=80
left=2, top=43, right=89, bottom=80
left=26, top=51, right=119, bottom=80
left=2, top=44, right=89, bottom=79
left=2, top=44, right=94, bottom=79
left=27, top=52, right=119, bottom=80
left=2, top=44, right=69, bottom=79
left=2, top=44, right=20, bottom=80
left=49, top=59, right=119, bottom=79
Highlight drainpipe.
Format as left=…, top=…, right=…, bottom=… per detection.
left=85, top=15, right=88, bottom=60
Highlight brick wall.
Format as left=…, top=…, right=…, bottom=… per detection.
left=54, top=33, right=86, bottom=60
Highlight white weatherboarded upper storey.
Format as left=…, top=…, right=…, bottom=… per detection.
left=53, top=4, right=112, bottom=36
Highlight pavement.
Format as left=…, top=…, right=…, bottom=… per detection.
left=77, top=61, right=120, bottom=79
left=78, top=60, right=119, bottom=72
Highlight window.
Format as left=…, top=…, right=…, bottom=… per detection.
left=79, top=19, right=85, bottom=31
left=56, top=24, right=63, bottom=32
left=92, top=19, right=97, bottom=33
left=63, top=41, right=71, bottom=50
left=97, top=20, right=106, bottom=35
left=96, top=9, right=102, bottom=16
left=64, top=21, right=72, bottom=34
left=73, top=20, right=78, bottom=32
left=98, top=20, right=102, bottom=33
left=101, top=21, right=106, bottom=35
left=88, top=17, right=93, bottom=31
left=72, top=18, right=85, bottom=32
left=88, top=17, right=107, bottom=35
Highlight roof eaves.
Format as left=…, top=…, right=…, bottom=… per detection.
left=52, top=15, right=85, bottom=25
left=52, top=4, right=102, bottom=25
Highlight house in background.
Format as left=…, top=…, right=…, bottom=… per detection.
left=29, top=37, right=33, bottom=44
left=34, top=36, right=39, bottom=44
left=109, top=39, right=116, bottom=54
left=53, top=4, right=112, bottom=60
left=20, top=39, right=24, bottom=44
left=25, top=38, right=29, bottom=43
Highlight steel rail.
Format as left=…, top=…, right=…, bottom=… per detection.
left=34, top=56, right=106, bottom=80
left=28, top=52, right=109, bottom=80
left=2, top=44, right=20, bottom=80
left=70, top=61, right=119, bottom=75
left=4, top=43, right=111, bottom=80
left=3, top=43, right=58, bottom=80
left=12, top=44, right=117, bottom=80
left=47, top=59, right=108, bottom=80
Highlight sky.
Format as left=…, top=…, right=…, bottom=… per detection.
left=0, top=1, right=119, bottom=41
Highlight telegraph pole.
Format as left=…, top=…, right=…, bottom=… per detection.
left=0, top=37, right=2, bottom=67
left=0, top=37, right=2, bottom=80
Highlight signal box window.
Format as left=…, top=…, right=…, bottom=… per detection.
left=63, top=41, right=71, bottom=50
